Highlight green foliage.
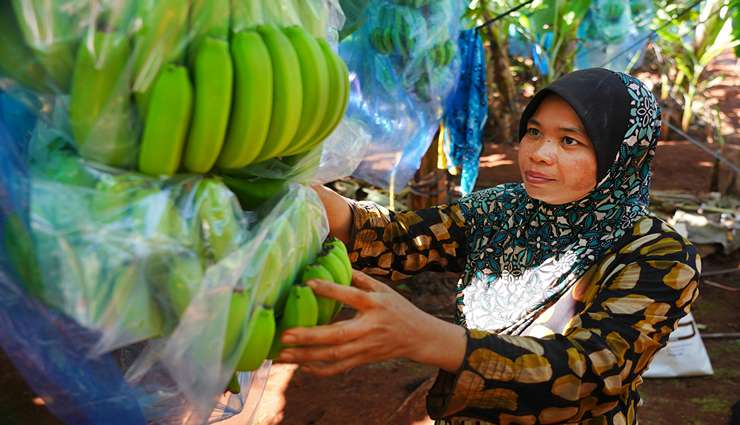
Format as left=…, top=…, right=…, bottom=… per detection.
left=654, top=0, right=738, bottom=130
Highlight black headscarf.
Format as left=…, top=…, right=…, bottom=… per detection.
left=518, top=68, right=631, bottom=182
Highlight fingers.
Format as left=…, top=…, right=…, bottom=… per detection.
left=278, top=338, right=380, bottom=365
left=281, top=317, right=363, bottom=346
left=350, top=270, right=391, bottom=293
left=300, top=355, right=375, bottom=377
left=306, top=279, right=375, bottom=310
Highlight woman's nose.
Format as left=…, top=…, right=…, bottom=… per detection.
left=530, top=139, right=556, bottom=164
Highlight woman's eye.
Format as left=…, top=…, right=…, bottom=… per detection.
left=527, top=127, right=540, bottom=136
left=563, top=137, right=579, bottom=146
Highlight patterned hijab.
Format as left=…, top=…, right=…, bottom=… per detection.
left=458, top=69, right=661, bottom=335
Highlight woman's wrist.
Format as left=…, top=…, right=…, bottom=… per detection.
left=411, top=314, right=468, bottom=373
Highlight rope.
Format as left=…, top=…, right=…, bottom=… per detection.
left=665, top=122, right=740, bottom=174
left=475, top=0, right=535, bottom=31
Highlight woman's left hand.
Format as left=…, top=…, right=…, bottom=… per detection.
left=276, top=270, right=467, bottom=376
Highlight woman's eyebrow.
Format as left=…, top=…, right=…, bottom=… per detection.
left=560, top=126, right=586, bottom=135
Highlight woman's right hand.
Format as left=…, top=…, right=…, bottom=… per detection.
left=312, top=184, right=353, bottom=245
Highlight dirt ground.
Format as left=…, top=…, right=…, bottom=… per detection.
left=1, top=55, right=738, bottom=425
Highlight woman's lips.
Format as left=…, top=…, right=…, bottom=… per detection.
left=525, top=171, right=555, bottom=184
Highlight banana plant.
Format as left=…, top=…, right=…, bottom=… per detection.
left=508, top=0, right=592, bottom=87
left=654, top=0, right=738, bottom=131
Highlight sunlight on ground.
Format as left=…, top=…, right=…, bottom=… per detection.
left=479, top=153, right=514, bottom=168
left=251, top=364, right=299, bottom=425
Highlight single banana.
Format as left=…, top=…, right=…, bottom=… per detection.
left=138, top=65, right=193, bottom=176
left=268, top=284, right=319, bottom=359
left=301, top=263, right=336, bottom=325
left=193, top=178, right=244, bottom=261
left=164, top=254, right=204, bottom=318
left=280, top=26, right=329, bottom=156
left=183, top=37, right=233, bottom=173
left=252, top=24, right=303, bottom=162
left=221, top=175, right=287, bottom=211
left=222, top=289, right=251, bottom=362
left=0, top=2, right=52, bottom=93
left=10, top=0, right=77, bottom=91
left=305, top=39, right=349, bottom=149
left=315, top=248, right=350, bottom=285
left=226, top=373, right=241, bottom=394
left=236, top=304, right=277, bottom=371
left=132, top=0, right=190, bottom=110
left=105, top=261, right=165, bottom=341
left=382, top=28, right=394, bottom=53
left=216, top=30, right=273, bottom=169
left=230, top=0, right=263, bottom=33
left=324, top=237, right=352, bottom=275
left=69, top=31, right=136, bottom=168
left=188, top=0, right=230, bottom=66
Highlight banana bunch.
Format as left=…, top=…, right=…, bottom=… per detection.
left=221, top=188, right=325, bottom=371
left=429, top=39, right=455, bottom=68
left=134, top=24, right=349, bottom=176
left=301, top=237, right=353, bottom=324
left=267, top=237, right=352, bottom=359
left=9, top=0, right=81, bottom=91
left=394, top=0, right=431, bottom=7
left=0, top=1, right=54, bottom=93
left=217, top=24, right=349, bottom=168
left=369, top=5, right=425, bottom=59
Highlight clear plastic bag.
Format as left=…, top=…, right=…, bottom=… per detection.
left=0, top=0, right=345, bottom=417
left=338, top=0, right=465, bottom=191
left=575, top=0, right=655, bottom=71
left=2, top=102, right=330, bottom=423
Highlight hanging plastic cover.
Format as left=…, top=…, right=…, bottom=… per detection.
left=0, top=0, right=350, bottom=423
left=339, top=0, right=466, bottom=191
left=575, top=0, right=655, bottom=71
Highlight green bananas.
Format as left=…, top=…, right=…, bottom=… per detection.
left=252, top=24, right=303, bottom=162
left=131, top=0, right=190, bottom=102
left=268, top=284, right=319, bottom=359
left=188, top=0, right=230, bottom=65
left=221, top=176, right=288, bottom=211
left=226, top=373, right=241, bottom=394
left=0, top=2, right=52, bottom=93
left=69, top=31, right=136, bottom=168
left=298, top=237, right=353, bottom=325
left=192, top=178, right=244, bottom=261
left=305, top=39, right=350, bottom=149
left=184, top=37, right=233, bottom=173
left=217, top=30, right=273, bottom=169
left=9, top=0, right=77, bottom=91
left=281, top=25, right=329, bottom=156
left=430, top=40, right=455, bottom=67
left=236, top=304, right=277, bottom=371
left=138, top=65, right=193, bottom=176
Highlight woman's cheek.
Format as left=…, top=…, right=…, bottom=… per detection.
left=567, top=154, right=598, bottom=193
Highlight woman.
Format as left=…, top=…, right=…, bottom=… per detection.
left=277, top=68, right=701, bottom=424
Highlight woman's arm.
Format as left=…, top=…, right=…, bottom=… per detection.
left=312, top=184, right=353, bottom=245
left=424, top=232, right=701, bottom=422
left=278, top=270, right=468, bottom=373
left=312, top=184, right=470, bottom=278
left=280, top=229, right=700, bottom=424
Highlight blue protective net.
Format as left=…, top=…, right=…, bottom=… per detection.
left=442, top=29, right=488, bottom=196
left=0, top=92, right=146, bottom=425
left=342, top=0, right=466, bottom=191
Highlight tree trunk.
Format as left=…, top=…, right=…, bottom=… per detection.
left=487, top=24, right=518, bottom=144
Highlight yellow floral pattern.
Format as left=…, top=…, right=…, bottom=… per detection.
left=348, top=201, right=700, bottom=424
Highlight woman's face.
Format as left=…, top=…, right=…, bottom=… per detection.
left=518, top=95, right=598, bottom=205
